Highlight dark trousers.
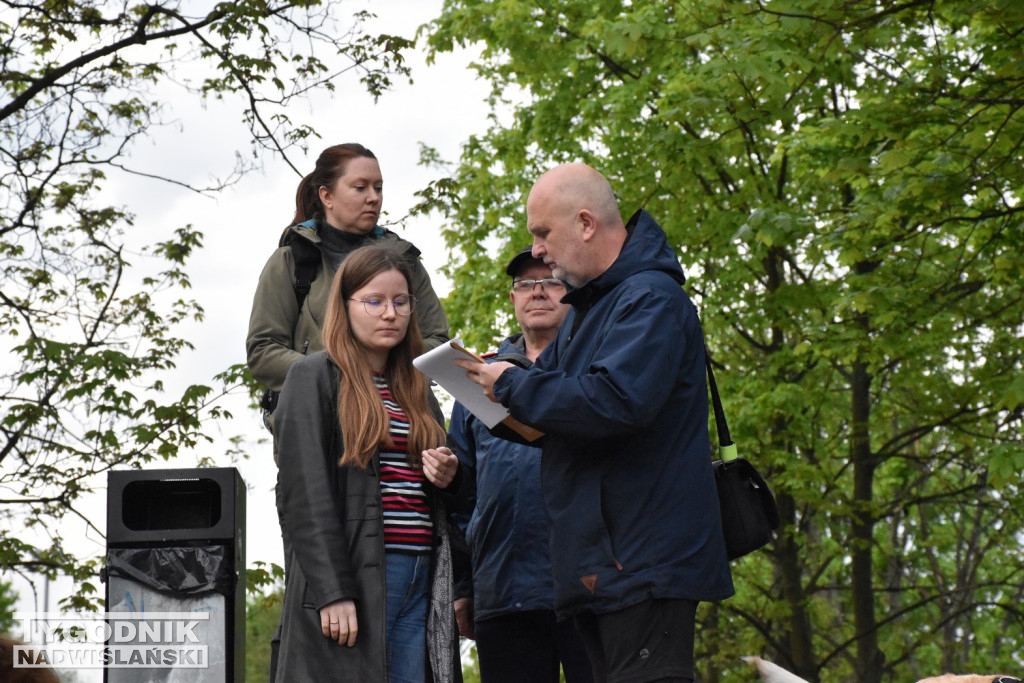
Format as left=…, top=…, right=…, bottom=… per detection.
left=475, top=610, right=594, bottom=683
left=573, top=599, right=698, bottom=683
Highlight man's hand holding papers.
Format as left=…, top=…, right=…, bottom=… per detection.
left=454, top=357, right=512, bottom=403
left=413, top=340, right=542, bottom=442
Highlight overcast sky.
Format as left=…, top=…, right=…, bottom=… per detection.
left=11, top=0, right=495, bottom=639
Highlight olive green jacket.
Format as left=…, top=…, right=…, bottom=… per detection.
left=246, top=221, right=450, bottom=394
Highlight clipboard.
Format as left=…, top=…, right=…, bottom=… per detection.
left=413, top=340, right=544, bottom=442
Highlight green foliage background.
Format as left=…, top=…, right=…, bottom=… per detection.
left=246, top=587, right=283, bottom=682
left=422, top=1, right=1024, bottom=681
left=3, top=0, right=1023, bottom=679
left=0, top=580, right=18, bottom=634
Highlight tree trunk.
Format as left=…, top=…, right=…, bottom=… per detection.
left=776, top=489, right=818, bottom=681
left=850, top=357, right=883, bottom=681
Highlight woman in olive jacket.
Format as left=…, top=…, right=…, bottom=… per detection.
left=246, top=143, right=449, bottom=415
left=274, top=246, right=464, bottom=682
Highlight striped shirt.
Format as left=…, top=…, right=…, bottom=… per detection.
left=375, top=373, right=433, bottom=555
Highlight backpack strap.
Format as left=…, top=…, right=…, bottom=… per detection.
left=260, top=225, right=322, bottom=432
left=288, top=237, right=322, bottom=310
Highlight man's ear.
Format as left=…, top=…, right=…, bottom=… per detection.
left=577, top=209, right=598, bottom=242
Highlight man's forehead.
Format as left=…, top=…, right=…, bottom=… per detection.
left=526, top=185, right=557, bottom=221
left=527, top=209, right=556, bottom=234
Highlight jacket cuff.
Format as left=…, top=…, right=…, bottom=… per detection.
left=492, top=364, right=519, bottom=406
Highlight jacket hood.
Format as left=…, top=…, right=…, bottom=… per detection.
left=283, top=219, right=421, bottom=259
left=565, top=209, right=685, bottom=306
left=282, top=219, right=392, bottom=247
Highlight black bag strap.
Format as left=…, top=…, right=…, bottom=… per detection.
left=288, top=237, right=322, bottom=309
left=705, top=344, right=738, bottom=462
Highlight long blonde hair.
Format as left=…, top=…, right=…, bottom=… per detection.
left=321, top=245, right=445, bottom=468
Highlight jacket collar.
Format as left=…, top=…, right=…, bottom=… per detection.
left=489, top=333, right=532, bottom=369
left=295, top=218, right=387, bottom=241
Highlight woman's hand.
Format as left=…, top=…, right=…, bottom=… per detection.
left=422, top=446, right=458, bottom=489
left=319, top=599, right=358, bottom=646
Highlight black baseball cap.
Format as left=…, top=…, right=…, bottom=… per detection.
left=505, top=245, right=542, bottom=277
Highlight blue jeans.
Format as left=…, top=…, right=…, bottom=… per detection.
left=385, top=552, right=430, bottom=683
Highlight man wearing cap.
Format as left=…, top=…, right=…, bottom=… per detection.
left=449, top=246, right=593, bottom=683
left=458, top=163, right=733, bottom=683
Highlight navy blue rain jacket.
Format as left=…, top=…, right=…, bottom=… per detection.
left=449, top=334, right=557, bottom=622
left=493, top=209, right=734, bottom=617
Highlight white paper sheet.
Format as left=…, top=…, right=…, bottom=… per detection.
left=413, top=339, right=509, bottom=428
left=414, top=340, right=543, bottom=441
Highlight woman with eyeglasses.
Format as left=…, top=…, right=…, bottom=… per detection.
left=274, top=245, right=463, bottom=682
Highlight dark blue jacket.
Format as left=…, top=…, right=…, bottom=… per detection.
left=449, top=334, right=557, bottom=621
left=493, top=209, right=734, bottom=617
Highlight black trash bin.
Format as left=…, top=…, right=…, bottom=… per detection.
left=104, top=468, right=245, bottom=683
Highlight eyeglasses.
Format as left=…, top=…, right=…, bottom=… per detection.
left=512, top=278, right=565, bottom=294
left=349, top=295, right=416, bottom=316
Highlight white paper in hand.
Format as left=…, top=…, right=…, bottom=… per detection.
left=413, top=339, right=511, bottom=429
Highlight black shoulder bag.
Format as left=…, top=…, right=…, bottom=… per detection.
left=706, top=349, right=780, bottom=560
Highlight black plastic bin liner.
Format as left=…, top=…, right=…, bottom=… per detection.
left=105, top=545, right=233, bottom=596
